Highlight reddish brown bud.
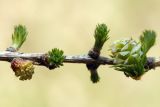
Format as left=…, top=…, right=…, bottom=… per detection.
left=11, top=58, right=34, bottom=80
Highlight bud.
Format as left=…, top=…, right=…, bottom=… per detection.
left=111, top=39, right=142, bottom=63
left=11, top=58, right=34, bottom=80
left=110, top=39, right=145, bottom=79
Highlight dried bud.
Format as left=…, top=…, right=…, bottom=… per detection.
left=11, top=58, right=34, bottom=80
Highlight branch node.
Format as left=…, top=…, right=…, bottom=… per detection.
left=145, top=57, right=155, bottom=70
left=6, top=47, right=17, bottom=52
left=86, top=23, right=109, bottom=83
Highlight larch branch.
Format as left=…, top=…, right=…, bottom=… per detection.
left=0, top=51, right=159, bottom=70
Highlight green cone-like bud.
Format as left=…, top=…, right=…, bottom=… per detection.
left=11, top=58, right=34, bottom=80
left=11, top=25, right=28, bottom=50
left=110, top=30, right=156, bottom=80
left=110, top=39, right=144, bottom=79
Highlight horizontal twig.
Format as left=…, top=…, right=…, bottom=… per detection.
left=0, top=51, right=160, bottom=69
left=0, top=51, right=113, bottom=64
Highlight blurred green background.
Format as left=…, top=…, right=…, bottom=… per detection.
left=0, top=0, right=160, bottom=107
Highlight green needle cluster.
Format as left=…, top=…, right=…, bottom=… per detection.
left=11, top=25, right=28, bottom=50
left=94, top=24, right=109, bottom=51
left=48, top=48, right=65, bottom=69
